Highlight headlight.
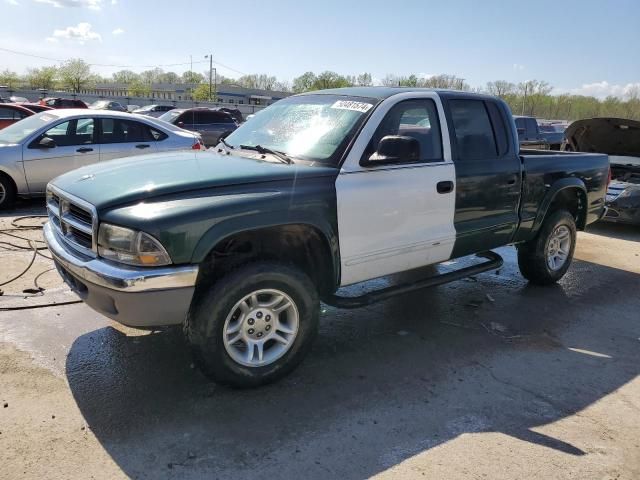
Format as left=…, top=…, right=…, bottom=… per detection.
left=97, top=223, right=171, bottom=267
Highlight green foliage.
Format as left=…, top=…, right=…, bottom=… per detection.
left=112, top=70, right=140, bottom=84
left=26, top=67, right=58, bottom=90
left=128, top=81, right=151, bottom=97
left=191, top=83, right=212, bottom=101
left=182, top=71, right=205, bottom=84
left=0, top=69, right=20, bottom=89
left=58, top=58, right=93, bottom=93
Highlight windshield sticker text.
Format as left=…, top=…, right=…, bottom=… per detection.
left=331, top=100, right=373, bottom=113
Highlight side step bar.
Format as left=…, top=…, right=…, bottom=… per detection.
left=322, top=251, right=503, bottom=309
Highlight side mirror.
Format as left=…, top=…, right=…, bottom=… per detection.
left=365, top=135, right=420, bottom=165
left=38, top=137, right=56, bottom=149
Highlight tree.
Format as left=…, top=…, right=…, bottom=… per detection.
left=0, top=69, right=21, bottom=89
left=160, top=71, right=180, bottom=84
left=312, top=71, right=352, bottom=90
left=182, top=71, right=204, bottom=84
left=128, top=81, right=151, bottom=97
left=292, top=72, right=317, bottom=93
left=26, top=67, right=58, bottom=90
left=191, top=83, right=211, bottom=101
left=140, top=67, right=163, bottom=85
left=112, top=70, right=139, bottom=84
left=356, top=72, right=373, bottom=87
left=58, top=58, right=93, bottom=93
left=486, top=80, right=515, bottom=98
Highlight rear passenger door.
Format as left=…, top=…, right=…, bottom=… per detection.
left=446, top=98, right=522, bottom=258
left=97, top=118, right=158, bottom=161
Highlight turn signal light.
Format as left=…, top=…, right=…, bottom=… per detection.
left=192, top=142, right=202, bottom=150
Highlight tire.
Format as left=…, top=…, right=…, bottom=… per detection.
left=0, top=174, right=16, bottom=210
left=185, top=261, right=319, bottom=388
left=517, top=210, right=577, bottom=285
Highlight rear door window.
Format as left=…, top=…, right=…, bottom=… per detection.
left=485, top=102, right=510, bottom=156
left=100, top=118, right=154, bottom=143
left=0, top=107, right=26, bottom=120
left=449, top=99, right=498, bottom=161
left=41, top=118, right=95, bottom=146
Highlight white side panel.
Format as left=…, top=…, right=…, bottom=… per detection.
left=336, top=92, right=457, bottom=286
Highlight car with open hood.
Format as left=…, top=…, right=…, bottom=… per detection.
left=564, top=117, right=640, bottom=225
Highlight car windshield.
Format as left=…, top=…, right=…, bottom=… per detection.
left=224, top=94, right=377, bottom=164
left=0, top=112, right=59, bottom=144
left=159, top=110, right=181, bottom=122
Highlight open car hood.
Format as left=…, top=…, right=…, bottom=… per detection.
left=565, top=118, right=640, bottom=157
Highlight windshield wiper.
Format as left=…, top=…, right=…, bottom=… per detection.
left=219, top=137, right=234, bottom=150
left=240, top=144, right=292, bottom=164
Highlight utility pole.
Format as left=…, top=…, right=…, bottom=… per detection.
left=205, top=54, right=215, bottom=102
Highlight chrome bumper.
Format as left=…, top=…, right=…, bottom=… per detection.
left=44, top=222, right=198, bottom=293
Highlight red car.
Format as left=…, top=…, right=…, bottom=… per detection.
left=0, top=104, right=34, bottom=129
left=39, top=97, right=88, bottom=109
left=19, top=103, right=54, bottom=113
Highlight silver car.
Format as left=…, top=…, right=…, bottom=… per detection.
left=0, top=109, right=203, bottom=208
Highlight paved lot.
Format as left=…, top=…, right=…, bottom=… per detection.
left=1, top=200, right=639, bottom=479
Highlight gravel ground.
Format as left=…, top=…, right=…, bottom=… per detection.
left=1, top=200, right=639, bottom=479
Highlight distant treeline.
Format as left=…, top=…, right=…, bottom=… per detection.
left=2, top=60, right=638, bottom=121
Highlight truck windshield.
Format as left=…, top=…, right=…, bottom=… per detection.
left=224, top=94, right=377, bottom=165
left=0, top=112, right=60, bottom=144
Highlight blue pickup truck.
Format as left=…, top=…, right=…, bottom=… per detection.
left=44, top=88, right=609, bottom=387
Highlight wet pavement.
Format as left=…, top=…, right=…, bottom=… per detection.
left=1, top=201, right=639, bottom=479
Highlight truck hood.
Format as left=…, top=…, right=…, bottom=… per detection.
left=50, top=150, right=337, bottom=210
left=565, top=118, right=640, bottom=157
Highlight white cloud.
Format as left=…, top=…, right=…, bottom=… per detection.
left=35, top=0, right=103, bottom=9
left=111, top=0, right=116, bottom=3
left=5, top=0, right=20, bottom=5
left=513, top=63, right=525, bottom=71
left=112, top=27, right=124, bottom=35
left=50, top=22, right=102, bottom=44
left=559, top=81, right=640, bottom=99
left=45, top=36, right=58, bottom=42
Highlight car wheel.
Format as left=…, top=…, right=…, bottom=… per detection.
left=185, top=261, right=319, bottom=388
left=0, top=174, right=16, bottom=209
left=517, top=210, right=577, bottom=285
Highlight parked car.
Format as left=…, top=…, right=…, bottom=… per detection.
left=15, top=103, right=54, bottom=113
left=514, top=116, right=550, bottom=150
left=0, top=104, right=34, bottom=129
left=216, top=107, right=244, bottom=123
left=159, top=107, right=238, bottom=146
left=40, top=97, right=88, bottom=109
left=564, top=117, right=640, bottom=224
left=89, top=100, right=128, bottom=112
left=132, top=104, right=175, bottom=118
left=0, top=109, right=203, bottom=208
left=126, top=105, right=141, bottom=113
left=43, top=87, right=609, bottom=387
left=538, top=123, right=565, bottom=150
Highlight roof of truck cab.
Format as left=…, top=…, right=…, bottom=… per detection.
left=295, top=87, right=497, bottom=101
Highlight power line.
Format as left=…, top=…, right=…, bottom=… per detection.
left=0, top=46, right=247, bottom=74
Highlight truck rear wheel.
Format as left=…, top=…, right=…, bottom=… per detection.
left=517, top=210, right=577, bottom=285
left=185, top=261, right=319, bottom=388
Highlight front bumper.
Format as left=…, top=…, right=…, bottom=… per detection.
left=602, top=202, right=640, bottom=225
left=44, top=222, right=198, bottom=327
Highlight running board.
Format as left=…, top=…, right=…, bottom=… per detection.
left=322, top=251, right=503, bottom=309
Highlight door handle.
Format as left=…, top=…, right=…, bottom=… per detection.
left=76, top=147, right=93, bottom=153
left=437, top=180, right=454, bottom=194
left=135, top=144, right=150, bottom=149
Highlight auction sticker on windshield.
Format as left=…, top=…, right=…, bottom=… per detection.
left=331, top=100, right=373, bottom=113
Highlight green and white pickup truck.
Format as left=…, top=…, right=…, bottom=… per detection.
left=44, top=88, right=609, bottom=387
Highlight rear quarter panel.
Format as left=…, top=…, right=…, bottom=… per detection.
left=515, top=151, right=609, bottom=242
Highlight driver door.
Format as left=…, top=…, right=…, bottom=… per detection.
left=336, top=95, right=457, bottom=286
left=22, top=118, right=99, bottom=194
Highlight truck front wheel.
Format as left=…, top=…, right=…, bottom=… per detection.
left=517, top=210, right=577, bottom=285
left=185, top=262, right=319, bottom=387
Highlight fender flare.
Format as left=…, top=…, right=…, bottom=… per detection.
left=190, top=211, right=341, bottom=288
left=532, top=178, right=588, bottom=233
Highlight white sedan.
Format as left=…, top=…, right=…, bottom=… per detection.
left=0, top=109, right=204, bottom=208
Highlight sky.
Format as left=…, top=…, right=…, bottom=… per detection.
left=1, top=0, right=640, bottom=98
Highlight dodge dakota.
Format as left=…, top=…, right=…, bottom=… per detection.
left=43, top=88, right=609, bottom=387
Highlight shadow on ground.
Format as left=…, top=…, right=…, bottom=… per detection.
left=65, top=249, right=640, bottom=479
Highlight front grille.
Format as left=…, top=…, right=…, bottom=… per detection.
left=47, top=186, right=97, bottom=258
